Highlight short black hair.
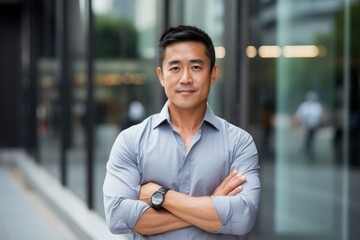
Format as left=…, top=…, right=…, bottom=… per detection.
left=157, top=25, right=216, bottom=71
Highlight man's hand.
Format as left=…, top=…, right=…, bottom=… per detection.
left=139, top=182, right=161, bottom=205
left=213, top=170, right=246, bottom=196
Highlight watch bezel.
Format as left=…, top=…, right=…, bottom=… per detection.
left=151, top=191, right=164, bottom=205
left=151, top=187, right=169, bottom=210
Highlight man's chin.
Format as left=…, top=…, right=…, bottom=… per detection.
left=168, top=100, right=206, bottom=111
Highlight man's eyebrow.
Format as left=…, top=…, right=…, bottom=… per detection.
left=190, top=59, right=205, bottom=64
left=167, top=59, right=205, bottom=64
left=167, top=60, right=181, bottom=66
left=166, top=59, right=205, bottom=67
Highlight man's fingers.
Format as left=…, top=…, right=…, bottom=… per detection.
left=223, top=175, right=246, bottom=194
left=213, top=171, right=247, bottom=196
left=227, top=186, right=243, bottom=196
left=139, top=182, right=161, bottom=205
left=218, top=170, right=238, bottom=189
left=229, top=175, right=246, bottom=187
left=213, top=170, right=238, bottom=196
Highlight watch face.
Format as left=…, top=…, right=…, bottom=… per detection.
left=151, top=191, right=163, bottom=205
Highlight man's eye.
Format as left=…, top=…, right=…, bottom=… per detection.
left=192, top=66, right=202, bottom=71
left=170, top=67, right=180, bottom=72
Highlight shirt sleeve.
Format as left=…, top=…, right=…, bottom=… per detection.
left=103, top=128, right=150, bottom=234
left=211, top=131, right=260, bottom=235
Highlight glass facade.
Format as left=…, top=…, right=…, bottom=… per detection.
left=247, top=0, right=360, bottom=239
left=4, top=0, right=358, bottom=239
left=37, top=1, right=61, bottom=179
left=92, top=0, right=159, bottom=215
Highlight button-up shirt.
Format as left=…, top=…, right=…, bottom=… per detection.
left=103, top=102, right=260, bottom=240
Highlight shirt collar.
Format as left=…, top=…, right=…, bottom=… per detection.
left=152, top=101, right=171, bottom=129
left=153, top=101, right=220, bottom=131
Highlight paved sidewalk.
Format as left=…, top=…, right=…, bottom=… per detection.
left=0, top=162, right=79, bottom=240
left=0, top=150, right=131, bottom=240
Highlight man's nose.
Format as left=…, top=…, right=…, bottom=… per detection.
left=180, top=68, right=192, bottom=84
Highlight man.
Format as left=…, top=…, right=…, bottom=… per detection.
left=103, top=25, right=260, bottom=239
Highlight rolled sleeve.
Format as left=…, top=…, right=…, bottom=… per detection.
left=104, top=196, right=150, bottom=234
left=103, top=128, right=147, bottom=234
left=211, top=193, right=259, bottom=235
left=211, top=131, right=261, bottom=235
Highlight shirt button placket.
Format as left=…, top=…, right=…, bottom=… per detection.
left=183, top=154, right=191, bottom=194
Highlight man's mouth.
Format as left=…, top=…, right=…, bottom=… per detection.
left=177, top=88, right=196, bottom=93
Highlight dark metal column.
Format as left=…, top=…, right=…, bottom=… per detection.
left=222, top=0, right=250, bottom=128
left=0, top=3, right=23, bottom=148
left=86, top=0, right=95, bottom=210
left=164, top=0, right=170, bottom=30
left=238, top=0, right=250, bottom=129
left=58, top=0, right=71, bottom=186
left=28, top=0, right=39, bottom=160
left=154, top=0, right=171, bottom=109
left=222, top=1, right=241, bottom=124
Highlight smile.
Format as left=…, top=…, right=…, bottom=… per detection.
left=176, top=87, right=196, bottom=92
left=177, top=89, right=196, bottom=95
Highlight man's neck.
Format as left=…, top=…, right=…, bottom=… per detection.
left=168, top=103, right=206, bottom=134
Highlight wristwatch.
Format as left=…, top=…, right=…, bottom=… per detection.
left=151, top=187, right=170, bottom=210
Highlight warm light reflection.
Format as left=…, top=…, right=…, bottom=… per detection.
left=246, top=46, right=257, bottom=58
left=95, top=73, right=144, bottom=86
left=258, top=45, right=282, bottom=58
left=215, top=46, right=226, bottom=59
left=248, top=45, right=327, bottom=58
left=283, top=45, right=319, bottom=58
left=41, top=73, right=145, bottom=89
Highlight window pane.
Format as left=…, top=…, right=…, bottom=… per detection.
left=93, top=0, right=158, bottom=216
left=67, top=0, right=88, bottom=203
left=37, top=1, right=61, bottom=179
left=246, top=0, right=360, bottom=239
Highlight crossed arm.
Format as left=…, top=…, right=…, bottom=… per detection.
left=133, top=170, right=246, bottom=235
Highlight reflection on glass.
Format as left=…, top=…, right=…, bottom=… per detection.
left=37, top=1, right=61, bottom=179
left=247, top=0, right=359, bottom=239
left=66, top=0, right=87, bottom=202
left=276, top=0, right=338, bottom=237
left=38, top=59, right=61, bottom=178
left=93, top=0, right=158, bottom=216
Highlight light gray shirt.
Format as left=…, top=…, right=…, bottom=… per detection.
left=103, top=102, right=260, bottom=240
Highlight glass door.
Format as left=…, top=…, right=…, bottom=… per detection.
left=246, top=0, right=360, bottom=239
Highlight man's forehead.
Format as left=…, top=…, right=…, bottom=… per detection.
left=163, top=42, right=208, bottom=60
left=165, top=41, right=206, bottom=51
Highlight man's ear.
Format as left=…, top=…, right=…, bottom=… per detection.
left=157, top=67, right=164, bottom=86
left=210, top=65, right=219, bottom=85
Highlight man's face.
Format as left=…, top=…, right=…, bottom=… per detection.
left=157, top=41, right=218, bottom=111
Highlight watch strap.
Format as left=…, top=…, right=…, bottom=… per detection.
left=158, top=187, right=170, bottom=195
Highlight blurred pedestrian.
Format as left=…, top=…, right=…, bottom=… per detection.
left=293, top=91, right=324, bottom=154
